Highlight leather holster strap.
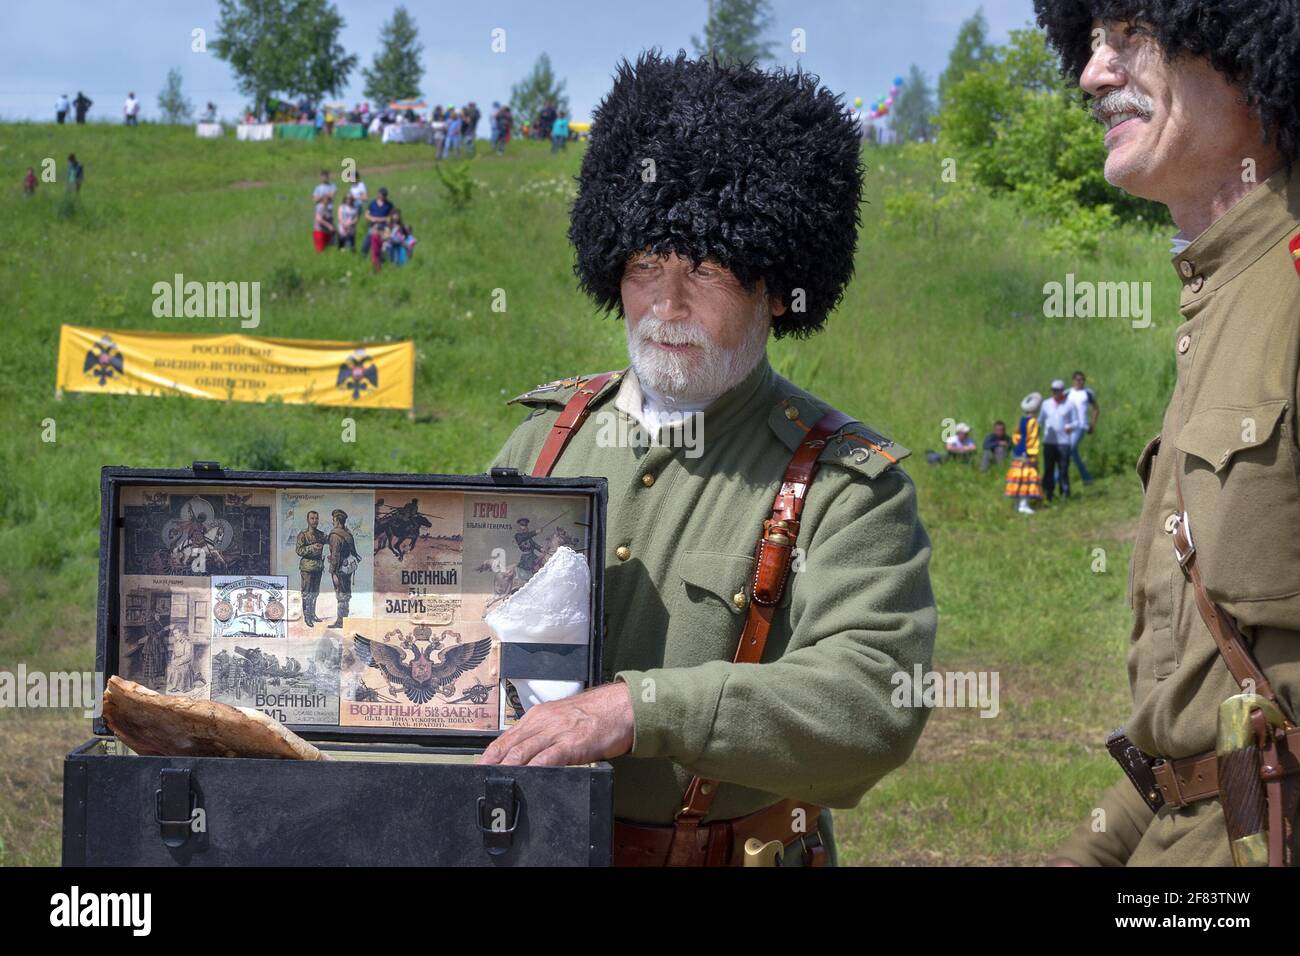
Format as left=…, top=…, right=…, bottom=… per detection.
left=667, top=408, right=855, bottom=865
left=614, top=799, right=824, bottom=867
left=529, top=371, right=621, bottom=478
left=1150, top=727, right=1300, bottom=809
left=1172, top=457, right=1283, bottom=707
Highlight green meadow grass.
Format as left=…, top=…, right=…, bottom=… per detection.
left=0, top=124, right=1178, bottom=865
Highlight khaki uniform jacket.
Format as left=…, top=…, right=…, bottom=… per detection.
left=489, top=355, right=937, bottom=826
left=296, top=527, right=328, bottom=573
left=1057, top=168, right=1300, bottom=866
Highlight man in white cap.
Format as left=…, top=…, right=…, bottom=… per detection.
left=1037, top=379, right=1080, bottom=501
left=944, top=422, right=977, bottom=462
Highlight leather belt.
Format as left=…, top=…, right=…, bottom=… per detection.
left=1150, top=727, right=1300, bottom=809
left=613, top=799, right=825, bottom=867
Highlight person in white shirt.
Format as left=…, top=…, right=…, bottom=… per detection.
left=124, top=92, right=139, bottom=126
left=1065, top=369, right=1098, bottom=486
left=56, top=94, right=70, bottom=124
left=1038, top=379, right=1081, bottom=501
left=312, top=169, right=336, bottom=206
left=944, top=422, right=977, bottom=461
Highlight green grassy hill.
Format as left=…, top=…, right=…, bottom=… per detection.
left=0, top=124, right=1180, bottom=865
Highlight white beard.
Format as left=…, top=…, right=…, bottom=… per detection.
left=625, top=304, right=771, bottom=405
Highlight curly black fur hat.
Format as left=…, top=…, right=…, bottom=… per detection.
left=568, top=49, right=864, bottom=339
left=1033, top=1, right=1300, bottom=162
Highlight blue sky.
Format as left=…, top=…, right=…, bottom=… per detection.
left=0, top=0, right=1037, bottom=123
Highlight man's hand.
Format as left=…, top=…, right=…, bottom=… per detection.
left=477, top=681, right=635, bottom=767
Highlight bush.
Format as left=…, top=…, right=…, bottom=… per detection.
left=433, top=161, right=476, bottom=212
left=937, top=28, right=1167, bottom=235
left=267, top=262, right=305, bottom=299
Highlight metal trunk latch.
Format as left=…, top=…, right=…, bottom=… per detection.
left=155, top=767, right=197, bottom=848
left=477, top=775, right=519, bottom=855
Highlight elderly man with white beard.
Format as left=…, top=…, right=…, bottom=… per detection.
left=478, top=51, right=937, bottom=867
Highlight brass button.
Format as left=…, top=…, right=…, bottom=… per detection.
left=784, top=405, right=799, bottom=420
left=732, top=591, right=748, bottom=609
left=1177, top=334, right=1192, bottom=354
left=1179, top=260, right=1194, bottom=278
left=615, top=545, right=631, bottom=561
left=1189, top=275, right=1204, bottom=293
left=1164, top=513, right=1180, bottom=534
left=1219, top=450, right=1230, bottom=466
left=641, top=473, right=655, bottom=487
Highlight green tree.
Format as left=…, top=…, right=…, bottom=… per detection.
left=691, top=0, right=776, bottom=64
left=361, top=5, right=424, bottom=104
left=212, top=0, right=358, bottom=110
left=157, top=67, right=193, bottom=124
left=510, top=53, right=568, bottom=130
left=889, top=65, right=936, bottom=143
left=939, top=8, right=991, bottom=106
left=936, top=27, right=1167, bottom=248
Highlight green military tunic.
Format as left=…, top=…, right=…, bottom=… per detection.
left=489, top=354, right=937, bottom=849
left=1057, top=168, right=1300, bottom=866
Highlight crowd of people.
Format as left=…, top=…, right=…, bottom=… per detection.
left=310, top=169, right=415, bottom=272
left=935, top=370, right=1099, bottom=516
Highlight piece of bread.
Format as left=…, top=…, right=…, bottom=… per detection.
left=102, top=675, right=329, bottom=760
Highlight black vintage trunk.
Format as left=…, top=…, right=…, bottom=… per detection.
left=65, top=464, right=614, bottom=867
left=64, top=739, right=612, bottom=866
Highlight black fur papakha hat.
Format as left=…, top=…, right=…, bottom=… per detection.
left=1033, top=1, right=1300, bottom=163
left=568, top=49, right=864, bottom=339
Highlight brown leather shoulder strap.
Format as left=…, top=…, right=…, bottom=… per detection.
left=529, top=371, right=621, bottom=477
left=666, top=408, right=856, bottom=864
left=1172, top=453, right=1287, bottom=716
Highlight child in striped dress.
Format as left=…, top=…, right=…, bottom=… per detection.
left=1006, top=392, right=1043, bottom=514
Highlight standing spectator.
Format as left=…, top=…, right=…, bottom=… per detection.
left=312, top=198, right=334, bottom=252
left=348, top=173, right=369, bottom=224
left=324, top=104, right=336, bottom=135
left=551, top=110, right=570, bottom=153
left=312, top=169, right=336, bottom=208
left=202, top=101, right=218, bottom=122
left=23, top=166, right=38, bottom=196
left=336, top=195, right=359, bottom=250
left=56, top=93, right=70, bottom=124
left=73, top=91, right=93, bottom=124
left=488, top=101, right=501, bottom=151
left=980, top=420, right=1012, bottom=472
left=364, top=187, right=395, bottom=271
left=494, top=106, right=513, bottom=155
left=384, top=208, right=416, bottom=265
left=66, top=154, right=84, bottom=193
left=538, top=100, right=557, bottom=141
left=314, top=107, right=325, bottom=136
left=123, top=91, right=140, bottom=125
left=1065, top=370, right=1099, bottom=487
left=944, top=423, right=977, bottom=461
left=442, top=109, right=463, bottom=159
left=1038, top=379, right=1081, bottom=502
left=464, top=101, right=480, bottom=155
left=1005, top=394, right=1044, bottom=515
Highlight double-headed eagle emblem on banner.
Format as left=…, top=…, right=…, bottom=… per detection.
left=83, top=335, right=123, bottom=385
left=338, top=348, right=379, bottom=399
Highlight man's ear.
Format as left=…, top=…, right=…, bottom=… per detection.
left=770, top=297, right=787, bottom=318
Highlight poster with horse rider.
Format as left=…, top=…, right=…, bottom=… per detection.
left=372, top=489, right=465, bottom=620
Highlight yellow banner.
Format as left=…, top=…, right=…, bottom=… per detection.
left=56, top=325, right=415, bottom=410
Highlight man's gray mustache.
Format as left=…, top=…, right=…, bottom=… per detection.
left=1091, top=90, right=1154, bottom=124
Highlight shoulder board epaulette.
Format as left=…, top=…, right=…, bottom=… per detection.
left=506, top=370, right=624, bottom=407
left=767, top=394, right=910, bottom=480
